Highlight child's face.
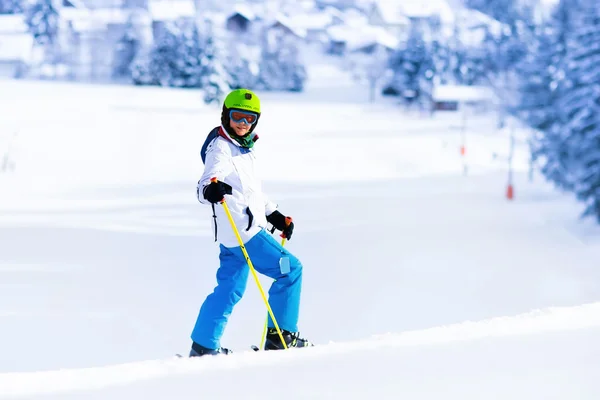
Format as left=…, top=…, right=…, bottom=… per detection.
left=230, top=120, right=252, bottom=136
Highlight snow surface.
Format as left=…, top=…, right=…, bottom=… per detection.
left=0, top=15, right=28, bottom=34
left=1, top=60, right=600, bottom=399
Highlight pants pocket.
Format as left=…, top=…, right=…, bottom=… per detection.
left=279, top=256, right=291, bottom=275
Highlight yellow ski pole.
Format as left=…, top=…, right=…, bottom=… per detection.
left=210, top=178, right=288, bottom=350
left=259, top=216, right=293, bottom=349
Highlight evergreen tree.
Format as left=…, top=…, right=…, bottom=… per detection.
left=113, top=20, right=140, bottom=80
left=223, top=25, right=259, bottom=89
left=558, top=0, right=600, bottom=220
left=276, top=39, right=307, bottom=92
left=257, top=30, right=307, bottom=92
left=142, top=20, right=204, bottom=88
left=147, top=24, right=181, bottom=86
left=225, top=52, right=258, bottom=90
left=515, top=1, right=574, bottom=190
left=516, top=25, right=564, bottom=183
left=172, top=20, right=203, bottom=88
left=130, top=53, right=158, bottom=86
left=132, top=17, right=232, bottom=102
left=385, top=27, right=434, bottom=108
left=517, top=0, right=600, bottom=222
left=453, top=44, right=489, bottom=85
left=201, top=34, right=231, bottom=105
left=464, top=0, right=519, bottom=25
left=430, top=37, right=451, bottom=85
left=24, top=0, right=59, bottom=46
left=0, top=0, right=22, bottom=14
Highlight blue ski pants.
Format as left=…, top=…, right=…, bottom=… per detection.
left=191, top=229, right=303, bottom=349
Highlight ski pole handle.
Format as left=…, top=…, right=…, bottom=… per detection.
left=280, top=216, right=293, bottom=245
left=210, top=177, right=226, bottom=204
left=280, top=217, right=293, bottom=238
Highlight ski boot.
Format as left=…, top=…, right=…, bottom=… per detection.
left=264, top=328, right=313, bottom=350
left=189, top=341, right=232, bottom=357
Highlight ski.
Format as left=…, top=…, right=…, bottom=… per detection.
left=175, top=346, right=260, bottom=358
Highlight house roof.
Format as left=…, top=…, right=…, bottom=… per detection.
left=287, top=12, right=334, bottom=30
left=60, top=7, right=130, bottom=31
left=369, top=0, right=455, bottom=25
left=227, top=4, right=255, bottom=21
left=439, top=8, right=508, bottom=46
left=340, top=7, right=369, bottom=26
left=328, top=23, right=397, bottom=50
left=369, top=1, right=410, bottom=25
left=62, top=0, right=87, bottom=8
left=267, top=13, right=307, bottom=38
left=399, top=0, right=454, bottom=24
left=453, top=8, right=506, bottom=34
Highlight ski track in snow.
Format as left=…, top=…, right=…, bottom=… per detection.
left=2, top=301, right=599, bottom=398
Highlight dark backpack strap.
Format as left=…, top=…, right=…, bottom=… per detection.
left=245, top=207, right=254, bottom=231
left=200, top=127, right=221, bottom=164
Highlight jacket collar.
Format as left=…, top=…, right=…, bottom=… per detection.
left=219, top=125, right=260, bottom=147
left=219, top=125, right=240, bottom=147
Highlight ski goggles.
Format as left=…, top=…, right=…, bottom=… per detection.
left=229, top=109, right=258, bottom=125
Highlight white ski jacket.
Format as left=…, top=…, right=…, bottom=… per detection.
left=197, top=126, right=278, bottom=248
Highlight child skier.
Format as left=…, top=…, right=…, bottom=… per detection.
left=190, top=88, right=312, bottom=356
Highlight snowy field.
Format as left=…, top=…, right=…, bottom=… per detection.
left=1, top=63, right=600, bottom=399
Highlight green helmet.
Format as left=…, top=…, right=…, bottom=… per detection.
left=221, top=88, right=261, bottom=137
left=223, top=89, right=260, bottom=114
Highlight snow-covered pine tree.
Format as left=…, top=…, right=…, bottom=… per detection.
left=519, top=32, right=572, bottom=190
left=201, top=33, right=231, bottom=105
left=0, top=0, right=23, bottom=14
left=130, top=55, right=156, bottom=85
left=453, top=43, right=489, bottom=86
left=464, top=0, right=518, bottom=25
left=146, top=23, right=180, bottom=86
left=24, top=0, right=60, bottom=68
left=430, top=37, right=450, bottom=85
left=276, top=38, right=307, bottom=92
left=433, top=24, right=479, bottom=86
left=113, top=19, right=140, bottom=80
left=257, top=29, right=307, bottom=92
left=172, top=20, right=203, bottom=88
left=557, top=0, right=600, bottom=221
left=515, top=0, right=575, bottom=191
left=226, top=51, right=258, bottom=90
left=515, top=28, right=555, bottom=129
left=141, top=19, right=204, bottom=88
left=386, top=27, right=434, bottom=108
left=471, top=3, right=531, bottom=127
left=256, top=45, right=278, bottom=90
left=24, top=0, right=58, bottom=46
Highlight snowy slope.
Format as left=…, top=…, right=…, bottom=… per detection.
left=0, top=72, right=599, bottom=399
left=3, top=303, right=600, bottom=399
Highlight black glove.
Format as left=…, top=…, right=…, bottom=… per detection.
left=267, top=210, right=294, bottom=240
left=203, top=180, right=232, bottom=204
